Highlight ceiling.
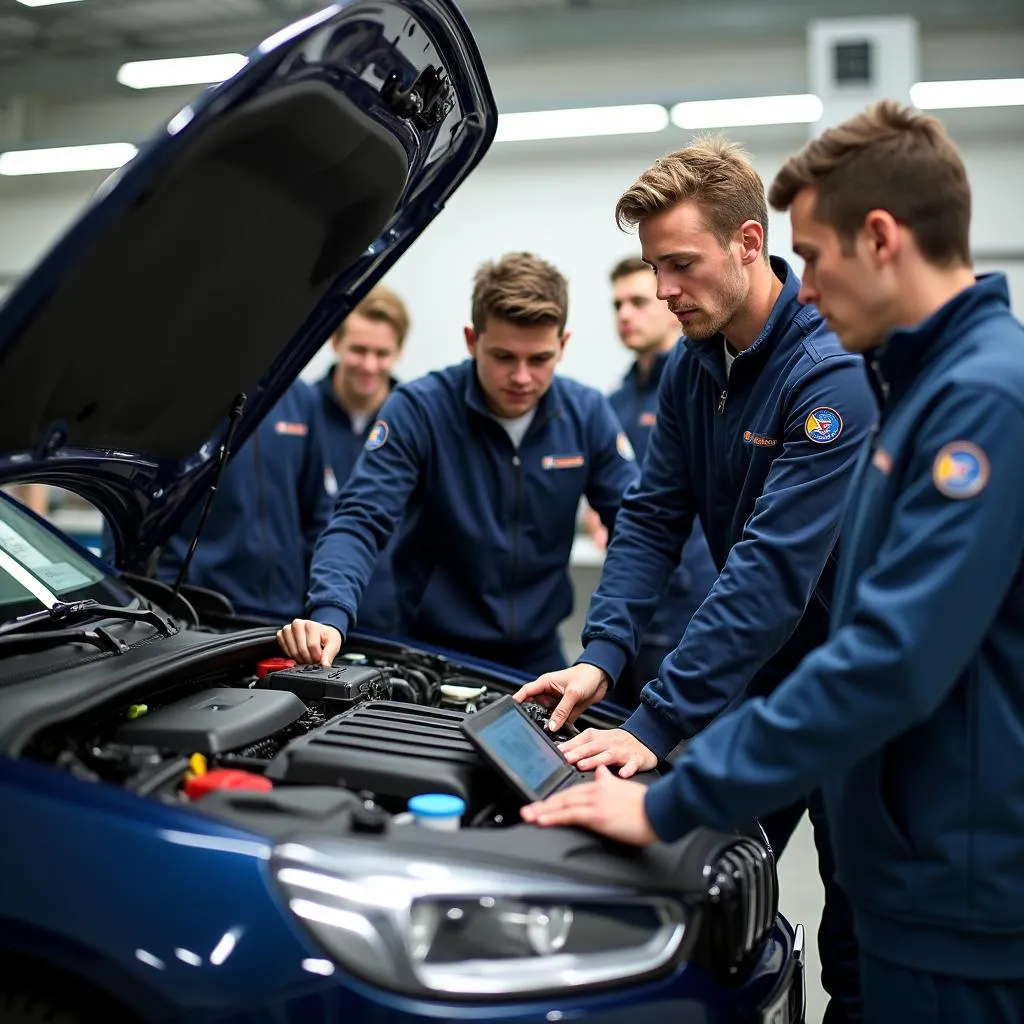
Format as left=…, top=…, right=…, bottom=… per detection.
left=0, top=0, right=633, bottom=64
left=2, top=0, right=1023, bottom=98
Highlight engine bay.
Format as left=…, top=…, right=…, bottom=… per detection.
left=13, top=633, right=784, bottom=986
left=25, top=638, right=592, bottom=828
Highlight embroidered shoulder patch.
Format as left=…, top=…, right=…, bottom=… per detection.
left=365, top=419, right=389, bottom=451
left=932, top=441, right=989, bottom=499
left=616, top=432, right=636, bottom=461
left=804, top=407, right=843, bottom=444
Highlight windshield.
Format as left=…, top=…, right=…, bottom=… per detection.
left=0, top=495, right=113, bottom=617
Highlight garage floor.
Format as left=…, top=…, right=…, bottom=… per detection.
left=563, top=566, right=827, bottom=1023
left=777, top=815, right=827, bottom=1024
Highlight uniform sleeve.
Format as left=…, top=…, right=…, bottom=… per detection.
left=625, top=354, right=876, bottom=758
left=643, top=385, right=1024, bottom=842
left=583, top=394, right=641, bottom=533
left=579, top=346, right=701, bottom=684
left=305, top=389, right=427, bottom=638
left=299, top=386, right=333, bottom=571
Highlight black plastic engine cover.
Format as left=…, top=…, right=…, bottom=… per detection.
left=264, top=701, right=488, bottom=806
left=115, top=687, right=307, bottom=754
left=257, top=663, right=391, bottom=712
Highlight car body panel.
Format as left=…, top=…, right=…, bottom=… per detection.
left=0, top=753, right=798, bottom=1022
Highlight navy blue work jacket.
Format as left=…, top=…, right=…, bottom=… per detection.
left=609, top=348, right=718, bottom=646
left=306, top=359, right=640, bottom=664
left=580, top=258, right=878, bottom=750
left=644, top=275, right=1024, bottom=980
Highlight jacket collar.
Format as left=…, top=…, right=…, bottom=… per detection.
left=685, top=256, right=807, bottom=383
left=318, top=364, right=397, bottom=429
left=462, top=358, right=563, bottom=426
left=865, top=274, right=1011, bottom=406
left=623, top=345, right=674, bottom=393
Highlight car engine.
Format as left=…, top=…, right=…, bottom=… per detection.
left=28, top=639, right=592, bottom=825
left=22, top=636, right=782, bottom=986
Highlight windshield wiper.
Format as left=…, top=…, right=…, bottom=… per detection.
left=0, top=624, right=131, bottom=656
left=0, top=598, right=177, bottom=641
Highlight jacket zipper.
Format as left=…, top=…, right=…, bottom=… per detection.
left=869, top=358, right=891, bottom=404
left=509, top=452, right=522, bottom=642
left=717, top=389, right=728, bottom=415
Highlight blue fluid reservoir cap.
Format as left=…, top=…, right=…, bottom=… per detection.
left=408, top=793, right=466, bottom=818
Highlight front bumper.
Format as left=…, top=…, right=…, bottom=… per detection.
left=758, top=922, right=805, bottom=1023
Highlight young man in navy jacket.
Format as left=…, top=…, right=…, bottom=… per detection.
left=521, top=103, right=1024, bottom=1022
left=158, top=379, right=332, bottom=619
left=277, top=253, right=639, bottom=676
left=516, top=139, right=876, bottom=1022
left=585, top=256, right=718, bottom=705
left=313, top=286, right=408, bottom=633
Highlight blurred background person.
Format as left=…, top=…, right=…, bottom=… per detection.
left=313, top=286, right=408, bottom=633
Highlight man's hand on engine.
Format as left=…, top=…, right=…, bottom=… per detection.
left=276, top=619, right=342, bottom=666
left=513, top=662, right=611, bottom=730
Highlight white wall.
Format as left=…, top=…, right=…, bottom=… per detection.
left=0, top=175, right=108, bottom=279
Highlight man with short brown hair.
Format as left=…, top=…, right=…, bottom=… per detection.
left=278, top=252, right=639, bottom=675
left=521, top=102, right=1024, bottom=1023
left=515, top=137, right=876, bottom=1022
left=313, top=285, right=409, bottom=632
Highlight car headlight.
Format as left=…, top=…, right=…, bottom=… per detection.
left=273, top=840, right=687, bottom=998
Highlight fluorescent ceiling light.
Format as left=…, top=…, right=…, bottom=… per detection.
left=15, top=0, right=84, bottom=6
left=671, top=94, right=823, bottom=129
left=495, top=104, right=669, bottom=143
left=117, top=53, right=247, bottom=90
left=911, top=78, right=1024, bottom=110
left=0, top=143, right=137, bottom=176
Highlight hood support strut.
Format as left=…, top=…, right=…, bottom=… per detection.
left=169, top=392, right=247, bottom=608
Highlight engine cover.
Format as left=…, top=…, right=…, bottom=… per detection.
left=114, top=687, right=307, bottom=754
left=264, top=701, right=488, bottom=807
left=256, top=663, right=391, bottom=712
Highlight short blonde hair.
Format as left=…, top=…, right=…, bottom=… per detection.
left=768, top=100, right=970, bottom=266
left=615, top=136, right=769, bottom=259
left=471, top=252, right=569, bottom=335
left=337, top=284, right=410, bottom=346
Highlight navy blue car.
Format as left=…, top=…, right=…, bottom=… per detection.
left=0, top=3, right=804, bottom=1022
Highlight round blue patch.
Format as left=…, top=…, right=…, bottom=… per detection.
left=365, top=419, right=389, bottom=451
left=804, top=406, right=843, bottom=444
left=933, top=441, right=989, bottom=499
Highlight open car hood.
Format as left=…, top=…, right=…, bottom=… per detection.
left=0, top=0, right=495, bottom=571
